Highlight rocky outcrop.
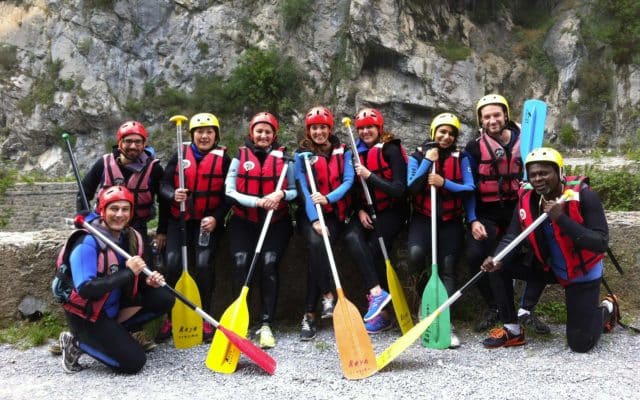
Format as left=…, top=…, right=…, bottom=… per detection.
left=1, top=0, right=639, bottom=176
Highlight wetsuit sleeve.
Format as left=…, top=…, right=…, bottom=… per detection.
left=442, top=153, right=476, bottom=193
left=407, top=157, right=432, bottom=194
left=70, top=235, right=135, bottom=300
left=211, top=154, right=232, bottom=222
left=365, top=144, right=406, bottom=198
left=283, top=161, right=297, bottom=201
left=225, top=157, right=260, bottom=208
left=78, top=158, right=103, bottom=212
left=159, top=153, right=178, bottom=202
left=294, top=154, right=318, bottom=222
left=554, top=187, right=609, bottom=253
left=461, top=144, right=480, bottom=223
left=326, top=150, right=355, bottom=203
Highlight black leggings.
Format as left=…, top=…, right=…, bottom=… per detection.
left=296, top=209, right=343, bottom=313
left=165, top=217, right=219, bottom=313
left=343, top=206, right=406, bottom=292
left=489, top=263, right=604, bottom=353
left=66, top=286, right=174, bottom=373
left=408, top=214, right=464, bottom=296
left=227, top=214, right=293, bottom=324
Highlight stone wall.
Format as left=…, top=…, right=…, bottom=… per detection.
left=0, top=182, right=78, bottom=231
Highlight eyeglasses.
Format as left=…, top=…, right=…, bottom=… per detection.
left=122, top=138, right=144, bottom=146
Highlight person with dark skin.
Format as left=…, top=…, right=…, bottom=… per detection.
left=480, top=147, right=615, bottom=352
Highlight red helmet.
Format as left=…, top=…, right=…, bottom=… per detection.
left=116, top=121, right=148, bottom=142
left=305, top=106, right=334, bottom=133
left=249, top=112, right=279, bottom=137
left=354, top=108, right=384, bottom=133
left=98, top=186, right=134, bottom=221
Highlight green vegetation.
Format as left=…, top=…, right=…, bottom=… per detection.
left=0, top=44, right=18, bottom=74
left=565, top=164, right=640, bottom=211
left=78, top=38, right=92, bottom=56
left=0, top=169, right=18, bottom=228
left=434, top=40, right=471, bottom=62
left=84, top=0, right=115, bottom=10
left=0, top=313, right=65, bottom=349
left=558, top=123, right=578, bottom=147
left=17, top=60, right=65, bottom=115
left=281, top=0, right=312, bottom=31
left=582, top=0, right=640, bottom=65
left=536, top=301, right=567, bottom=324
left=197, top=42, right=209, bottom=57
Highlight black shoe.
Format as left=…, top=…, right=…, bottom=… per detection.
left=300, top=314, right=317, bottom=341
left=474, top=308, right=499, bottom=332
left=518, top=311, right=551, bottom=335
left=59, top=332, right=83, bottom=373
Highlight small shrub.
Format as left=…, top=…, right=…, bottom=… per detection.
left=559, top=123, right=578, bottom=147
left=0, top=313, right=66, bottom=349
left=434, top=39, right=471, bottom=62
left=588, top=169, right=640, bottom=211
left=78, top=38, right=92, bottom=56
left=0, top=44, right=18, bottom=72
left=197, top=41, right=209, bottom=56
left=281, top=0, right=312, bottom=31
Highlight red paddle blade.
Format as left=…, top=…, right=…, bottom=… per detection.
left=216, top=325, right=276, bottom=375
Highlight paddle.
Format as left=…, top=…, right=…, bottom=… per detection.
left=520, top=99, right=547, bottom=181
left=207, top=161, right=290, bottom=374
left=376, top=189, right=574, bottom=371
left=169, top=115, right=203, bottom=349
left=72, top=214, right=276, bottom=375
left=62, top=133, right=91, bottom=211
left=421, top=162, right=451, bottom=349
left=342, top=117, right=414, bottom=334
left=303, top=154, right=377, bottom=380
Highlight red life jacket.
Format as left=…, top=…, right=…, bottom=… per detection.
left=359, top=141, right=408, bottom=212
left=60, top=227, right=143, bottom=322
left=307, top=144, right=351, bottom=222
left=477, top=131, right=522, bottom=202
left=232, top=146, right=289, bottom=223
left=98, top=153, right=158, bottom=221
left=412, top=151, right=464, bottom=220
left=518, top=176, right=604, bottom=286
left=170, top=145, right=227, bottom=220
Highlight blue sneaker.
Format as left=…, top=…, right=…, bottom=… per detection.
left=363, top=290, right=391, bottom=321
left=365, top=314, right=392, bottom=334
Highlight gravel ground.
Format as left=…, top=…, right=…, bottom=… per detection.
left=1, top=321, right=638, bottom=400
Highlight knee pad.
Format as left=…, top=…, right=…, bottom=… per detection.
left=566, top=329, right=597, bottom=353
left=408, top=245, right=426, bottom=274
left=234, top=252, right=249, bottom=269
left=262, top=251, right=278, bottom=266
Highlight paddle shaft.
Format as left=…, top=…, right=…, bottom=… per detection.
left=430, top=163, right=437, bottom=264
left=241, top=162, right=290, bottom=287
left=174, top=118, right=190, bottom=272
left=303, top=155, right=344, bottom=289
left=62, top=133, right=90, bottom=211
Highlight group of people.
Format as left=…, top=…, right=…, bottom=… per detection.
left=55, top=93, right=617, bottom=375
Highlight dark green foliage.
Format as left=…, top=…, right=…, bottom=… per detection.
left=582, top=0, right=640, bottom=65
left=281, top=0, right=312, bottom=31
left=558, top=123, right=578, bottom=147
left=0, top=44, right=18, bottom=72
left=434, top=40, right=471, bottom=62
left=588, top=170, right=640, bottom=211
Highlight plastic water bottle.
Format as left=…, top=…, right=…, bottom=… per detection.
left=151, top=239, right=163, bottom=269
left=198, top=227, right=210, bottom=247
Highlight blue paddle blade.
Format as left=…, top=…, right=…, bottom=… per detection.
left=520, top=99, right=547, bottom=181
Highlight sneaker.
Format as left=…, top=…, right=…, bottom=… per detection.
left=474, top=307, right=500, bottom=332
left=449, top=325, right=461, bottom=349
left=601, top=295, right=620, bottom=333
left=518, top=311, right=551, bottom=335
left=321, top=297, right=334, bottom=319
left=132, top=331, right=157, bottom=352
left=256, top=324, right=275, bottom=349
left=482, top=326, right=526, bottom=348
left=155, top=318, right=172, bottom=343
left=363, top=290, right=392, bottom=321
left=365, top=314, right=392, bottom=334
left=300, top=314, right=317, bottom=341
left=59, top=331, right=83, bottom=373
left=48, top=342, right=62, bottom=356
left=203, top=321, right=214, bottom=343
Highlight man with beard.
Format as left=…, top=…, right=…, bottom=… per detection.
left=480, top=147, right=615, bottom=352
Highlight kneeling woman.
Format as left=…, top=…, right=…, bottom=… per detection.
left=58, top=186, right=174, bottom=374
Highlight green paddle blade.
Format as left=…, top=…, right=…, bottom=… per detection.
left=206, top=287, right=249, bottom=373
left=172, top=271, right=203, bottom=349
left=421, top=263, right=451, bottom=349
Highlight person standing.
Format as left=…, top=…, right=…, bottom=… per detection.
left=58, top=186, right=174, bottom=374
left=407, top=113, right=475, bottom=348
left=78, top=120, right=168, bottom=265
left=157, top=113, right=230, bottom=343
left=344, top=108, right=407, bottom=334
left=463, top=94, right=547, bottom=333
left=481, top=147, right=614, bottom=352
left=225, top=112, right=296, bottom=348
left=294, top=106, right=354, bottom=340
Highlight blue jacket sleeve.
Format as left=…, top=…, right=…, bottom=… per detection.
left=294, top=155, right=319, bottom=222
left=326, top=150, right=355, bottom=204
left=442, top=154, right=476, bottom=193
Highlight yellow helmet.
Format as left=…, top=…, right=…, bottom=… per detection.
left=525, top=147, right=565, bottom=179
left=189, top=113, right=220, bottom=133
left=476, top=93, right=510, bottom=127
left=430, top=113, right=461, bottom=140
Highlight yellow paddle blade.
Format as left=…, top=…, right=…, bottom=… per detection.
left=172, top=271, right=203, bottom=349
left=386, top=260, right=414, bottom=334
left=333, top=290, right=377, bottom=380
left=206, top=287, right=249, bottom=373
